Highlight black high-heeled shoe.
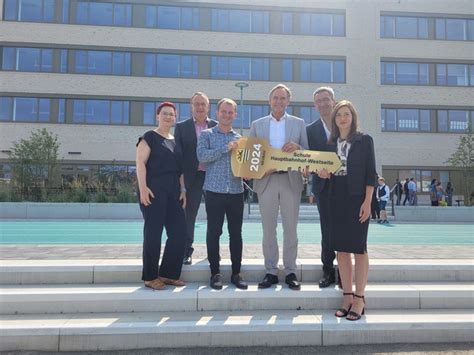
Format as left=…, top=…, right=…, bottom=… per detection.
left=334, top=292, right=354, bottom=317
left=346, top=294, right=365, bottom=321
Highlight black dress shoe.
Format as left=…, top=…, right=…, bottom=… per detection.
left=231, top=273, right=248, bottom=290
left=210, top=273, right=223, bottom=290
left=285, top=273, right=301, bottom=290
left=258, top=273, right=279, bottom=289
left=319, top=271, right=336, bottom=288
left=183, top=255, right=192, bottom=265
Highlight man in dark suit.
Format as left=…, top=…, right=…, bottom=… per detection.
left=306, top=87, right=339, bottom=288
left=174, top=92, right=217, bottom=265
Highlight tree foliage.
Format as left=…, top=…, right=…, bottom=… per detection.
left=9, top=128, right=60, bottom=200
left=446, top=125, right=473, bottom=206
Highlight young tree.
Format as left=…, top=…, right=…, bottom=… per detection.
left=445, top=125, right=473, bottom=206
left=9, top=128, right=60, bottom=201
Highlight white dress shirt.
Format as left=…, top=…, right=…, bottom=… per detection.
left=321, top=118, right=331, bottom=140
left=269, top=112, right=287, bottom=149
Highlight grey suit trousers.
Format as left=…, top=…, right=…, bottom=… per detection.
left=257, top=173, right=300, bottom=276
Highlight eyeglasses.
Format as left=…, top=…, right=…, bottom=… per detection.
left=315, top=97, right=332, bottom=104
left=160, top=112, right=176, bottom=117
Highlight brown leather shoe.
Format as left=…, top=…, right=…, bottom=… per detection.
left=144, top=278, right=166, bottom=290
left=160, top=277, right=185, bottom=286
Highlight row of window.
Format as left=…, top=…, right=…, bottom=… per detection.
left=5, top=47, right=474, bottom=87
left=1, top=96, right=472, bottom=133
left=380, top=61, right=474, bottom=86
left=390, top=169, right=452, bottom=193
left=381, top=108, right=474, bottom=133
left=3, top=0, right=345, bottom=36
left=5, top=1, right=474, bottom=41
left=1, top=46, right=346, bottom=83
left=381, top=15, right=474, bottom=41
left=0, top=96, right=321, bottom=127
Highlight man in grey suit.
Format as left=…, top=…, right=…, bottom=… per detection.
left=175, top=92, right=217, bottom=265
left=249, top=84, right=308, bottom=290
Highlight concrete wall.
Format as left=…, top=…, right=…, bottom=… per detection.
left=394, top=206, right=474, bottom=222
left=2, top=202, right=472, bottom=222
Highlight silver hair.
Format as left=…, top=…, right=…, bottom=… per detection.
left=313, top=86, right=335, bottom=101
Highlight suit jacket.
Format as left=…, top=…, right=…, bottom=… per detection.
left=174, top=117, right=217, bottom=189
left=328, top=133, right=376, bottom=197
left=249, top=114, right=309, bottom=195
left=306, top=119, right=330, bottom=196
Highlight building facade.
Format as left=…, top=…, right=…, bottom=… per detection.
left=0, top=0, right=473, bottom=199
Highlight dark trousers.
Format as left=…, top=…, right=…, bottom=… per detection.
left=205, top=191, right=244, bottom=276
left=140, top=190, right=186, bottom=281
left=184, top=171, right=205, bottom=257
left=371, top=199, right=380, bottom=219
left=316, top=189, right=336, bottom=274
left=402, top=193, right=409, bottom=205
left=395, top=193, right=401, bottom=205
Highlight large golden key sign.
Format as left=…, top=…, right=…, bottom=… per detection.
left=231, top=137, right=342, bottom=179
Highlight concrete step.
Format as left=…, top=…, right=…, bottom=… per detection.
left=1, top=310, right=472, bottom=351
left=1, top=259, right=472, bottom=285
left=1, top=282, right=472, bottom=315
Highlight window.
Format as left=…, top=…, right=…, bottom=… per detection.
left=381, top=15, right=428, bottom=39
left=299, top=106, right=321, bottom=124
left=436, top=64, right=470, bottom=86
left=381, top=61, right=429, bottom=85
left=211, top=9, right=269, bottom=33
left=0, top=97, right=13, bottom=121
left=300, top=59, right=345, bottom=83
left=1, top=97, right=55, bottom=122
left=2, top=47, right=53, bottom=72
left=60, top=49, right=68, bottom=73
left=211, top=56, right=269, bottom=81
left=144, top=54, right=198, bottom=78
left=146, top=5, right=199, bottom=30
left=74, top=50, right=130, bottom=75
left=282, top=59, right=293, bottom=81
left=0, top=163, right=12, bottom=180
left=280, top=12, right=293, bottom=34
left=210, top=103, right=268, bottom=129
left=58, top=99, right=65, bottom=123
left=143, top=102, right=190, bottom=125
left=76, top=1, right=131, bottom=27
left=382, top=14, right=473, bottom=41
left=299, top=13, right=344, bottom=36
left=73, top=99, right=129, bottom=124
left=381, top=108, right=431, bottom=132
left=382, top=108, right=473, bottom=133
left=4, top=0, right=56, bottom=22
left=436, top=18, right=471, bottom=40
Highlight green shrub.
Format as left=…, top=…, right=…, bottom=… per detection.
left=113, top=185, right=135, bottom=203
left=95, top=190, right=109, bottom=203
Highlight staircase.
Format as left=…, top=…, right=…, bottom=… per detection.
left=1, top=258, right=472, bottom=351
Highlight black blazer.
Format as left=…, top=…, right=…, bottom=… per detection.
left=174, top=117, right=217, bottom=189
left=328, top=133, right=376, bottom=197
left=306, top=119, right=330, bottom=195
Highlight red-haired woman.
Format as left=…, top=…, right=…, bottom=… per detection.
left=136, top=102, right=187, bottom=290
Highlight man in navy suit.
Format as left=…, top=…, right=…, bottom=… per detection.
left=306, top=87, right=339, bottom=288
left=175, top=92, right=217, bottom=265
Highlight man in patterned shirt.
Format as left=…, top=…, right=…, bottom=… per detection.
left=197, top=98, right=247, bottom=290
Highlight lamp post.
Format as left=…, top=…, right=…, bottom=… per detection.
left=234, top=82, right=249, bottom=135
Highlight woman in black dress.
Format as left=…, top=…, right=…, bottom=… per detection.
left=136, top=102, right=187, bottom=290
left=318, top=100, right=376, bottom=321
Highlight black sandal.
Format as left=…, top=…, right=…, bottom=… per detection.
left=346, top=294, right=365, bottom=321
left=334, top=292, right=353, bottom=317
